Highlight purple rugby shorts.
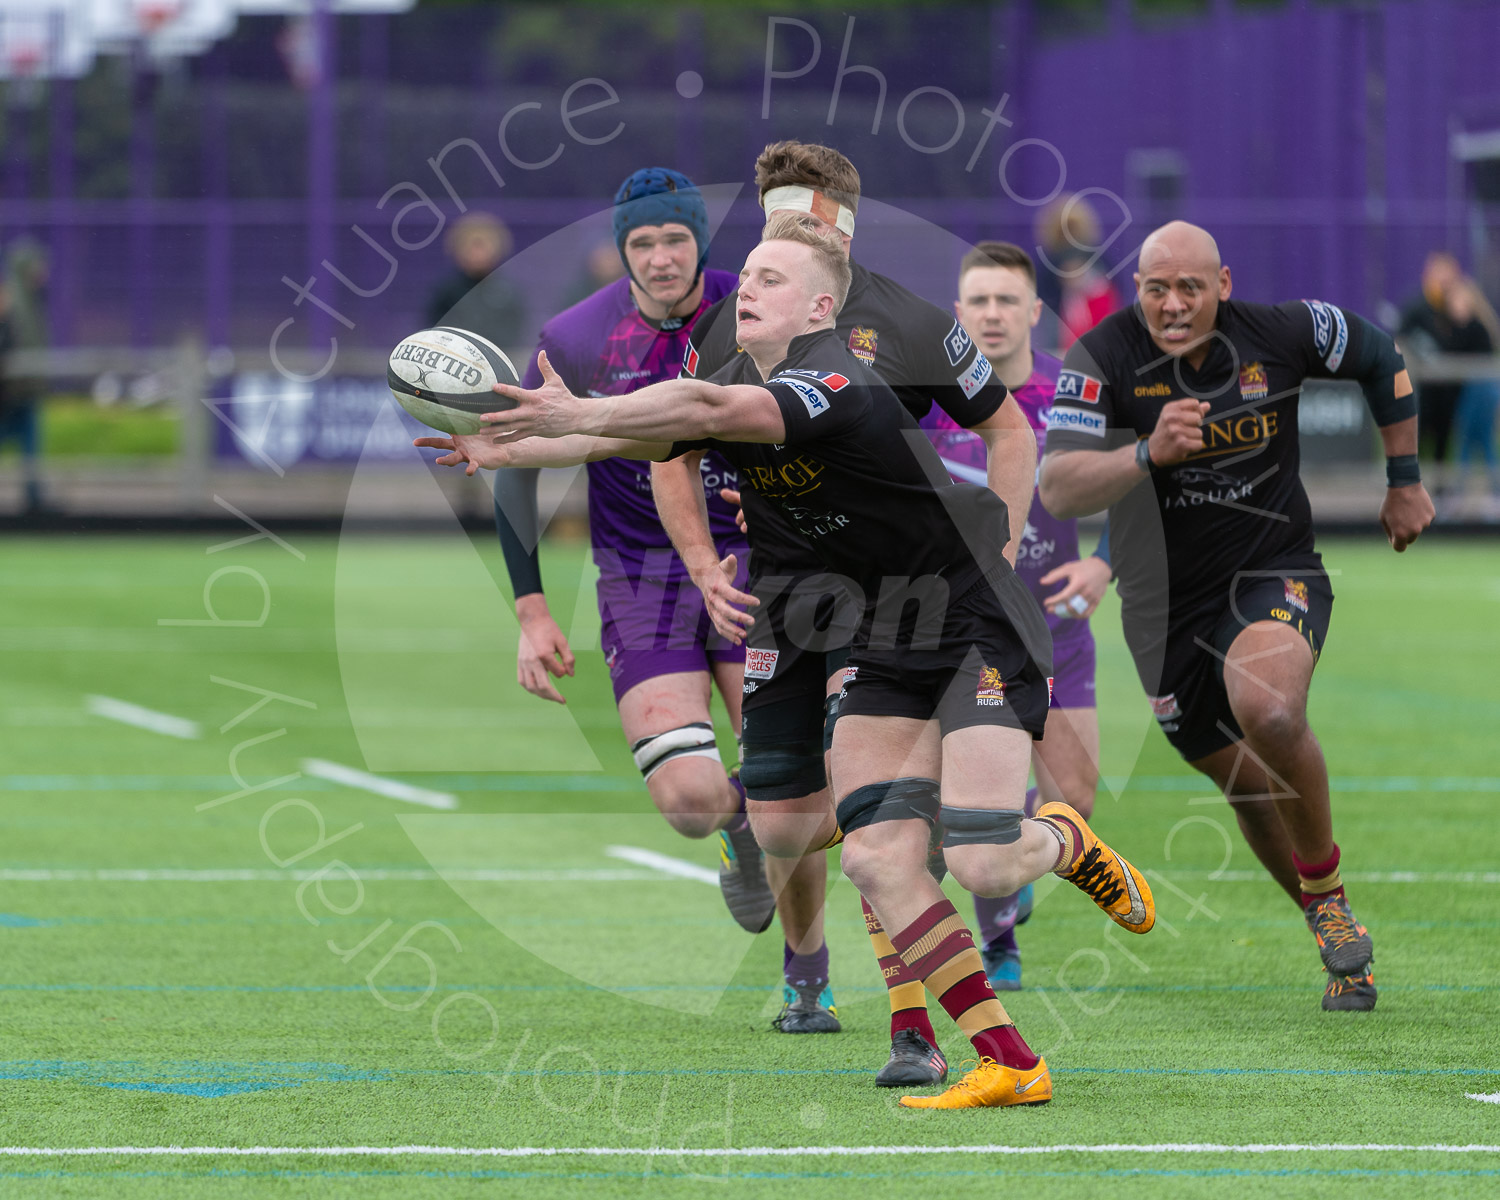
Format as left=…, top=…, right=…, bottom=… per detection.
left=596, top=552, right=750, bottom=703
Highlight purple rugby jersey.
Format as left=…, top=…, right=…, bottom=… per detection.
left=919, top=350, right=1088, bottom=641
left=520, top=271, right=742, bottom=580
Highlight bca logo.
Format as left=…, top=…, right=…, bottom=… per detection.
left=1054, top=370, right=1102, bottom=403
left=944, top=320, right=973, bottom=366
left=776, top=369, right=850, bottom=391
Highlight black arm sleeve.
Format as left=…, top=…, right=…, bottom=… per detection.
left=1292, top=300, right=1415, bottom=428
left=493, top=467, right=544, bottom=598
left=1344, top=310, right=1415, bottom=428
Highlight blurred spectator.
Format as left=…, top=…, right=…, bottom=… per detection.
left=559, top=239, right=627, bottom=312
left=1398, top=252, right=1492, bottom=492
left=1445, top=277, right=1500, bottom=499
left=1034, top=194, right=1122, bottom=352
left=0, top=238, right=50, bottom=514
left=424, top=213, right=527, bottom=355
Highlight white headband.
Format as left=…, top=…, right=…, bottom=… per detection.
left=760, top=185, right=856, bottom=237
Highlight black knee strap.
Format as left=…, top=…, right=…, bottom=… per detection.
left=939, top=805, right=1023, bottom=847
left=836, top=777, right=942, bottom=835
left=738, top=738, right=826, bottom=802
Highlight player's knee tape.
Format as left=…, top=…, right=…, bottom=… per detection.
left=836, top=777, right=942, bottom=835
left=631, top=722, right=720, bottom=781
left=737, top=738, right=825, bottom=802
left=939, top=805, right=1023, bottom=847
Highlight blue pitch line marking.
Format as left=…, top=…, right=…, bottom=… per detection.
left=0, top=1061, right=391, bottom=1098
left=3, top=1058, right=1492, bottom=1083
left=6, top=981, right=1500, bottom=999
left=0, top=914, right=52, bottom=927
left=4, top=1168, right=1500, bottom=1183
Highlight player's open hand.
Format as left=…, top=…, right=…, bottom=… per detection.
left=414, top=432, right=523, bottom=475
left=483, top=350, right=585, bottom=441
left=514, top=593, right=575, bottom=704
left=1147, top=398, right=1212, bottom=466
left=719, top=487, right=749, bottom=535
left=1379, top=482, right=1435, bottom=552
left=1039, top=554, right=1112, bottom=618
left=698, top=552, right=759, bottom=645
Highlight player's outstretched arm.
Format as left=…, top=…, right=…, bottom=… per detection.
left=969, top=402, right=1037, bottom=567
left=651, top=451, right=759, bottom=644
left=484, top=351, right=786, bottom=445
left=1040, top=398, right=1211, bottom=518
left=414, top=431, right=668, bottom=473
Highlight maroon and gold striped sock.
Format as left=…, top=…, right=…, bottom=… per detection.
left=862, top=896, right=935, bottom=1043
left=1033, top=808, right=1086, bottom=874
left=1292, top=843, right=1344, bottom=910
left=887, top=899, right=1038, bottom=1070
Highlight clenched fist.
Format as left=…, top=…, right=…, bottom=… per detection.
left=1147, top=398, right=1213, bottom=467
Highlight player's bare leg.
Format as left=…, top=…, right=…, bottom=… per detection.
left=619, top=669, right=775, bottom=934
left=974, top=706, right=1101, bottom=989
left=1217, top=619, right=1375, bottom=1010
left=1189, top=746, right=1302, bottom=903
left=618, top=672, right=740, bottom=839
left=832, top=716, right=1054, bottom=1108
left=1032, top=707, right=1101, bottom=816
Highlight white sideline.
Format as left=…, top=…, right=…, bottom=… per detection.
left=1182, top=870, right=1500, bottom=884
left=0, top=868, right=678, bottom=883
left=1469, top=1093, right=1500, bottom=1104
left=301, top=759, right=457, bottom=811
left=83, top=696, right=200, bottom=740
left=604, top=845, right=718, bottom=885
left=1, top=1143, right=1499, bottom=1159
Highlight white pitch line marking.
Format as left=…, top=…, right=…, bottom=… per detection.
left=1, top=1143, right=1499, bottom=1159
left=1180, top=870, right=1500, bottom=885
left=604, top=845, right=718, bottom=886
left=1468, top=1093, right=1500, bottom=1104
left=84, top=695, right=200, bottom=740
left=0, top=868, right=681, bottom=883
left=301, top=759, right=456, bottom=811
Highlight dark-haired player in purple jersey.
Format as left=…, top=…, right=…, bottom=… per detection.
left=487, top=169, right=780, bottom=937
left=921, top=241, right=1113, bottom=991
left=1040, top=221, right=1435, bottom=1012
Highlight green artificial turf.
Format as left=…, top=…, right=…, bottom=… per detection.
left=0, top=531, right=1497, bottom=1198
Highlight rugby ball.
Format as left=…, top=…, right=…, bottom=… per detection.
left=387, top=326, right=520, bottom=435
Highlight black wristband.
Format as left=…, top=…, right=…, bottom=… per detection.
left=1385, top=454, right=1421, bottom=488
left=1135, top=437, right=1154, bottom=474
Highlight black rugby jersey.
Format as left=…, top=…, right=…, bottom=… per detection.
left=681, top=259, right=1007, bottom=573
left=674, top=328, right=1012, bottom=604
left=1044, top=298, right=1404, bottom=619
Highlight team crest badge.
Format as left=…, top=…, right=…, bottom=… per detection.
left=976, top=666, right=1006, bottom=707
left=1284, top=580, right=1309, bottom=613
left=1239, top=361, right=1270, bottom=402
left=848, top=326, right=878, bottom=365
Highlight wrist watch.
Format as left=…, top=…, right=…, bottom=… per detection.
left=1135, top=438, right=1154, bottom=474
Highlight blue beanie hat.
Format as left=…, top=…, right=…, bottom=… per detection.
left=613, top=167, right=710, bottom=275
